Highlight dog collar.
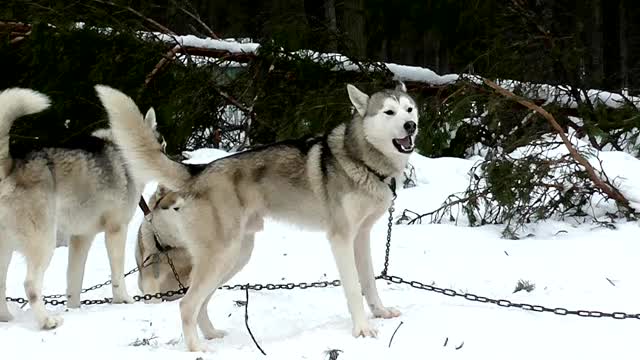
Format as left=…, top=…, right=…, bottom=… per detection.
left=362, top=164, right=397, bottom=196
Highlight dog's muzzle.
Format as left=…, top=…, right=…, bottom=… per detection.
left=392, top=121, right=417, bottom=153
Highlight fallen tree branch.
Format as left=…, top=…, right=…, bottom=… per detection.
left=483, top=77, right=634, bottom=212
left=144, top=44, right=181, bottom=86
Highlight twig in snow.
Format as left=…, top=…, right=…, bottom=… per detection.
left=504, top=250, right=509, bottom=256
left=129, top=335, right=158, bottom=347
left=513, top=279, right=535, bottom=293
left=443, top=337, right=449, bottom=347
left=388, top=321, right=404, bottom=348
left=455, top=341, right=465, bottom=350
left=606, top=277, right=617, bottom=287
left=244, top=284, right=266, bottom=356
left=324, top=349, right=343, bottom=360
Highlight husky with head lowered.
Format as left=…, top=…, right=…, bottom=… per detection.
left=135, top=183, right=263, bottom=303
left=95, top=81, right=418, bottom=352
left=0, top=87, right=162, bottom=329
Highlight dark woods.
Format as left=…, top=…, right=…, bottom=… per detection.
left=2, top=0, right=640, bottom=232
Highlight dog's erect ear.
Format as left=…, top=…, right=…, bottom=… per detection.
left=347, top=84, right=369, bottom=117
left=144, top=107, right=157, bottom=129
left=395, top=80, right=407, bottom=93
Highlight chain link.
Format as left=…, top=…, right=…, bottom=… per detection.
left=381, top=179, right=397, bottom=277
left=377, top=274, right=640, bottom=320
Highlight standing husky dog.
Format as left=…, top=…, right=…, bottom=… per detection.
left=95, top=82, right=418, bottom=352
left=0, top=88, right=160, bottom=329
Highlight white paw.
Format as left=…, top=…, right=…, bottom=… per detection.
left=352, top=321, right=378, bottom=338
left=40, top=315, right=63, bottom=330
left=112, top=293, right=134, bottom=304
left=372, top=306, right=401, bottom=319
left=203, top=328, right=227, bottom=340
left=0, top=311, right=13, bottom=322
left=186, top=341, right=210, bottom=353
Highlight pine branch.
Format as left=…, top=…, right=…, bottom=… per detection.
left=483, top=77, right=634, bottom=212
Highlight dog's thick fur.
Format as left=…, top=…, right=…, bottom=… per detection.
left=95, top=82, right=419, bottom=352
left=135, top=184, right=192, bottom=302
left=136, top=183, right=263, bottom=302
left=0, top=88, right=158, bottom=329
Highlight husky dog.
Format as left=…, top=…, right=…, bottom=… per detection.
left=0, top=87, right=161, bottom=329
left=135, top=183, right=263, bottom=303
left=95, top=81, right=418, bottom=352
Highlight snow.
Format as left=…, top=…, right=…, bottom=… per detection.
left=3, top=147, right=640, bottom=359
left=139, top=32, right=640, bottom=109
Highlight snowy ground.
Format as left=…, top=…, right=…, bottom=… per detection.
left=2, top=147, right=640, bottom=359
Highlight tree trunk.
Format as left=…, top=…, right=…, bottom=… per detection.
left=341, top=0, right=366, bottom=58
left=619, top=0, right=629, bottom=90
left=587, top=0, right=604, bottom=88
left=324, top=0, right=337, bottom=52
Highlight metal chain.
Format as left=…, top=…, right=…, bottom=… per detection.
left=377, top=274, right=640, bottom=320
left=381, top=186, right=397, bottom=277
left=42, top=266, right=143, bottom=300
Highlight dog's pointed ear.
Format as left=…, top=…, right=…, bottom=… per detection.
left=395, top=80, right=407, bottom=93
left=347, top=84, right=369, bottom=117
left=144, top=107, right=157, bottom=129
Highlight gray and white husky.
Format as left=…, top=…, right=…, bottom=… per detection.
left=0, top=88, right=160, bottom=329
left=135, top=183, right=262, bottom=303
left=95, top=81, right=419, bottom=352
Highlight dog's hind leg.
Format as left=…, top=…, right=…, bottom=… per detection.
left=23, top=232, right=62, bottom=329
left=354, top=216, right=400, bottom=319
left=197, top=292, right=227, bottom=340
left=104, top=225, right=134, bottom=304
left=329, top=226, right=378, bottom=338
left=195, top=231, right=256, bottom=341
left=181, top=240, right=241, bottom=352
left=0, top=244, right=13, bottom=322
left=66, top=235, right=93, bottom=308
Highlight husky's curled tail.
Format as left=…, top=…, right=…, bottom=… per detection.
left=94, top=85, right=190, bottom=190
left=0, top=88, right=51, bottom=178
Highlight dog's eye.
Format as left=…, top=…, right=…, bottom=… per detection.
left=407, top=107, right=413, bottom=113
left=384, top=110, right=395, bottom=115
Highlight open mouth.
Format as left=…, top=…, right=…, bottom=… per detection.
left=392, top=136, right=414, bottom=153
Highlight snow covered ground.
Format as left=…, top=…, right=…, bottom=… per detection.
left=2, top=147, right=640, bottom=359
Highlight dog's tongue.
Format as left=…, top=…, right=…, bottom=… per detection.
left=397, top=136, right=412, bottom=148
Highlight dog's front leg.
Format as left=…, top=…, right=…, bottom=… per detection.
left=66, top=235, right=93, bottom=308
left=105, top=227, right=134, bottom=304
left=354, top=218, right=400, bottom=319
left=0, top=245, right=13, bottom=322
left=329, top=228, right=377, bottom=338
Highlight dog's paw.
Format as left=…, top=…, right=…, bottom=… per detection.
left=186, top=341, right=210, bottom=353
left=112, top=293, right=135, bottom=304
left=40, top=315, right=63, bottom=330
left=202, top=328, right=227, bottom=340
left=0, top=311, right=13, bottom=322
left=372, top=306, right=401, bottom=319
left=352, top=322, right=378, bottom=338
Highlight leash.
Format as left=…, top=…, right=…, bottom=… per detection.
left=138, top=195, right=186, bottom=290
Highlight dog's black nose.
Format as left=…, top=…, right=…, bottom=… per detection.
left=404, top=121, right=417, bottom=135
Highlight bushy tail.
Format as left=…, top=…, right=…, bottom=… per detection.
left=94, top=85, right=191, bottom=190
left=0, top=88, right=51, bottom=178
